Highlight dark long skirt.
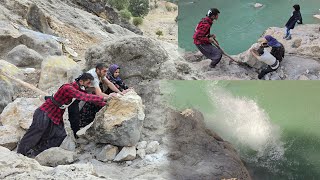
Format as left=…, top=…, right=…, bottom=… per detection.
left=17, top=108, right=66, bottom=158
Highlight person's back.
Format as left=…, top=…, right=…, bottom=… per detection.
left=193, top=16, right=213, bottom=45
left=270, top=43, right=285, bottom=62
left=259, top=49, right=277, bottom=66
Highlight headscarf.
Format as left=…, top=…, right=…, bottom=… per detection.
left=107, top=64, right=121, bottom=81
left=265, top=35, right=281, bottom=48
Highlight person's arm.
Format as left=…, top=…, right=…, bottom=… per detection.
left=64, top=86, right=107, bottom=106
left=94, top=86, right=109, bottom=98
left=250, top=49, right=261, bottom=60
left=102, top=78, right=121, bottom=93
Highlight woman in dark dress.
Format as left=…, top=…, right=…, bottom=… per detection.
left=284, top=4, right=303, bottom=40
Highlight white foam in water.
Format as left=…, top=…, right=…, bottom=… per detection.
left=206, top=85, right=285, bottom=163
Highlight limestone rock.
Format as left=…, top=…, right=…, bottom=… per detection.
left=145, top=141, right=160, bottom=154
left=298, top=75, right=309, bottom=80
left=6, top=44, right=44, bottom=68
left=0, top=146, right=99, bottom=179
left=85, top=36, right=168, bottom=85
left=113, top=146, right=136, bottom=162
left=86, top=90, right=145, bottom=146
left=60, top=135, right=77, bottom=152
left=167, top=109, right=252, bottom=180
left=35, top=147, right=76, bottom=167
left=0, top=21, right=62, bottom=58
left=26, top=4, right=54, bottom=34
left=0, top=125, right=20, bottom=150
left=76, top=122, right=93, bottom=139
left=96, top=145, right=119, bottom=162
left=0, top=61, right=25, bottom=113
left=291, top=39, right=302, bottom=48
left=38, top=56, right=82, bottom=92
left=137, top=149, right=146, bottom=159
left=0, top=98, right=42, bottom=131
left=136, top=141, right=147, bottom=150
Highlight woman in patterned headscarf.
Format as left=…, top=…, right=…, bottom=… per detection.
left=105, top=64, right=129, bottom=94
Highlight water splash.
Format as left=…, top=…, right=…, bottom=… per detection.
left=205, top=84, right=285, bottom=169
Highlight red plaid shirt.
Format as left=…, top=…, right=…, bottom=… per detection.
left=193, top=17, right=213, bottom=45
left=40, top=81, right=106, bottom=125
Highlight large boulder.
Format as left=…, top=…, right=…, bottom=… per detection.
left=233, top=43, right=265, bottom=69
left=85, top=90, right=145, bottom=146
left=26, top=4, right=54, bottom=35
left=0, top=21, right=62, bottom=59
left=35, top=147, right=76, bottom=167
left=85, top=36, right=169, bottom=85
left=167, top=109, right=252, bottom=180
left=0, top=60, right=25, bottom=113
left=38, top=56, right=81, bottom=92
left=0, top=146, right=101, bottom=179
left=0, top=98, right=42, bottom=131
left=5, top=44, right=44, bottom=68
left=0, top=125, right=20, bottom=150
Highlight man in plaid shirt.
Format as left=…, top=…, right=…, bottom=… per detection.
left=17, top=73, right=112, bottom=157
left=193, top=8, right=222, bottom=68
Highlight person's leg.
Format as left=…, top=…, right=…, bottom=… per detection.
left=284, top=28, right=290, bottom=39
left=34, top=121, right=67, bottom=155
left=17, top=108, right=51, bottom=157
left=68, top=100, right=80, bottom=138
left=196, top=44, right=222, bottom=67
left=286, top=28, right=291, bottom=40
left=79, top=102, right=102, bottom=128
left=258, top=66, right=276, bottom=79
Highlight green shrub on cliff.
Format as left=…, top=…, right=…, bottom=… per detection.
left=108, top=0, right=129, bottom=11
left=128, top=0, right=149, bottom=17
left=133, top=17, right=143, bottom=26
left=119, top=9, right=132, bottom=21
left=156, top=30, right=163, bottom=37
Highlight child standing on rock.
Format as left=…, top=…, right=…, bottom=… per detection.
left=284, top=4, right=303, bottom=40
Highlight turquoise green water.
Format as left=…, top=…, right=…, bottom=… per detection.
left=162, top=81, right=320, bottom=180
left=178, top=0, right=320, bottom=55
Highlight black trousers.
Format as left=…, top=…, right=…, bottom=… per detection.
left=68, top=100, right=80, bottom=138
left=196, top=44, right=223, bottom=67
left=258, top=66, right=278, bottom=79
left=17, top=108, right=66, bottom=157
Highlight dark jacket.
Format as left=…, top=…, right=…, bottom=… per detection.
left=285, top=8, right=302, bottom=29
left=105, top=64, right=128, bottom=95
left=270, top=43, right=285, bottom=62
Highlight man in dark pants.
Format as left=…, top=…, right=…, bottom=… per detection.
left=193, top=8, right=222, bottom=68
left=68, top=99, right=80, bottom=138
left=17, top=73, right=110, bottom=157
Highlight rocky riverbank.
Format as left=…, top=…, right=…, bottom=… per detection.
left=183, top=24, right=320, bottom=80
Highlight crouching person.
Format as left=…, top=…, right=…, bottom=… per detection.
left=17, top=73, right=110, bottom=158
left=250, top=46, right=280, bottom=79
